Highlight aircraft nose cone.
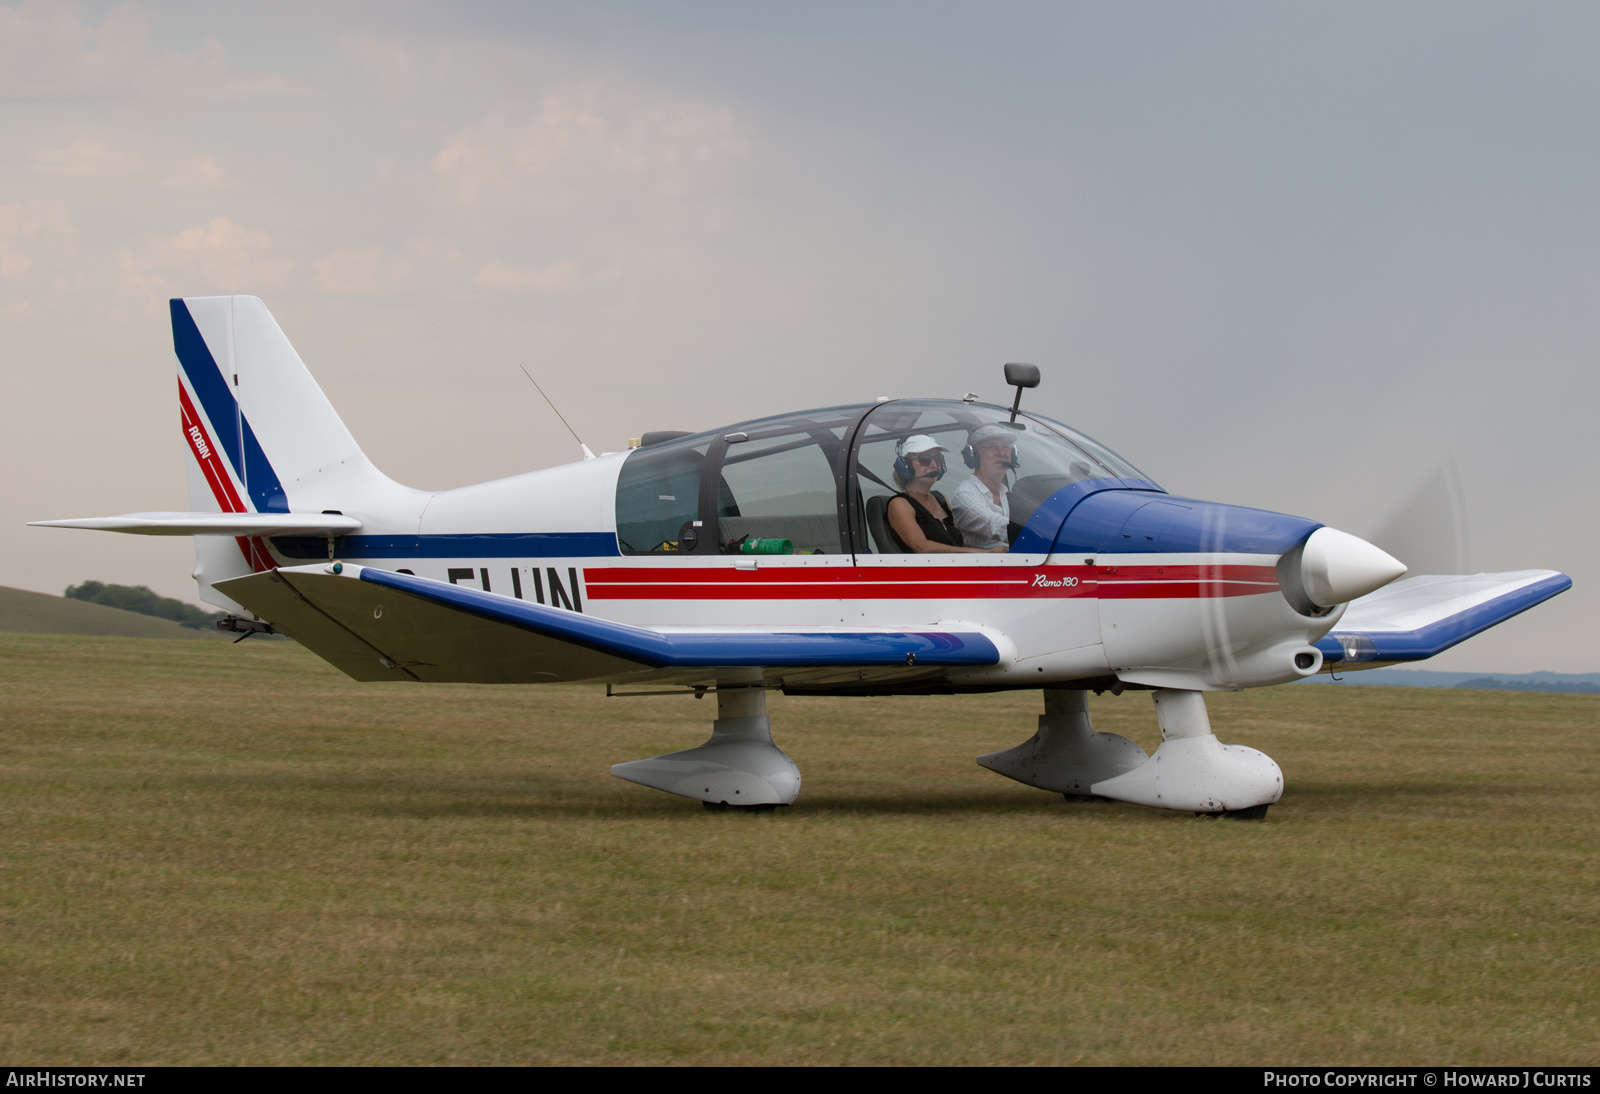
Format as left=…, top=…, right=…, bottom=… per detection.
left=1300, top=527, right=1407, bottom=607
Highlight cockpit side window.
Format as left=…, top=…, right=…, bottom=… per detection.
left=615, top=438, right=712, bottom=555
left=714, top=421, right=849, bottom=554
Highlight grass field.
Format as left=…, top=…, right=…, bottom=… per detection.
left=1, top=632, right=1596, bottom=1065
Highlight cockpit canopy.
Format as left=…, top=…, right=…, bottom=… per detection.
left=614, top=400, right=1153, bottom=556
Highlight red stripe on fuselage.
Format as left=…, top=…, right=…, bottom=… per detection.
left=581, top=563, right=1277, bottom=601
left=1096, top=563, right=1279, bottom=600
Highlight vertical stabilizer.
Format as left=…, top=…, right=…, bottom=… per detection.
left=172, top=295, right=417, bottom=609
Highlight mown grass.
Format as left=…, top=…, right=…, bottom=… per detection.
left=0, top=632, right=1595, bottom=1065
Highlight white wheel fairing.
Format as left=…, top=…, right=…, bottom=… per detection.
left=1090, top=690, right=1283, bottom=813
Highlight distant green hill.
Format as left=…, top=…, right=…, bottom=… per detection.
left=63, top=580, right=223, bottom=629
left=1304, top=668, right=1600, bottom=695
left=0, top=585, right=226, bottom=640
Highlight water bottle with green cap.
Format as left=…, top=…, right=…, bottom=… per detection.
left=740, top=538, right=793, bottom=555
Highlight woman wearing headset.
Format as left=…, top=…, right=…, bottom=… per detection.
left=950, top=423, right=1016, bottom=550
left=886, top=435, right=1004, bottom=554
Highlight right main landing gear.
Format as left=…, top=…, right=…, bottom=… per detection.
left=611, top=687, right=801, bottom=808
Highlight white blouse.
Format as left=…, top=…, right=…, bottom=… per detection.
left=950, top=476, right=1010, bottom=550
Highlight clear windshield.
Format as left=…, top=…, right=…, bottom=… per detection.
left=1019, top=412, right=1151, bottom=482
left=853, top=401, right=1148, bottom=552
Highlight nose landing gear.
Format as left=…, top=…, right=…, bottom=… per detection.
left=981, top=688, right=1282, bottom=817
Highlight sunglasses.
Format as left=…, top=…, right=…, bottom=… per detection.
left=910, top=453, right=944, bottom=466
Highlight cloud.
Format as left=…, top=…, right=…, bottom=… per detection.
left=30, top=137, right=227, bottom=188
left=432, top=84, right=752, bottom=208
left=121, top=216, right=290, bottom=297
left=0, top=198, right=75, bottom=282
left=32, top=138, right=143, bottom=177
left=316, top=247, right=414, bottom=296
left=314, top=237, right=462, bottom=296
left=474, top=259, right=579, bottom=292
left=339, top=34, right=414, bottom=97
left=165, top=154, right=227, bottom=188
left=0, top=0, right=313, bottom=102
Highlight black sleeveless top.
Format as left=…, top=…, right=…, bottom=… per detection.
left=891, top=490, right=964, bottom=549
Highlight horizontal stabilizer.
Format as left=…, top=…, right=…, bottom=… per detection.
left=216, top=564, right=1002, bottom=685
left=1317, top=570, right=1571, bottom=668
left=28, top=512, right=363, bottom=537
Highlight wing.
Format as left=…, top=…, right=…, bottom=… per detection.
left=1316, top=570, right=1571, bottom=669
left=28, top=512, right=362, bottom=537
left=215, top=564, right=1003, bottom=687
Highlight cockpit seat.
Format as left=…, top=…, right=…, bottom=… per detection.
left=863, top=494, right=908, bottom=553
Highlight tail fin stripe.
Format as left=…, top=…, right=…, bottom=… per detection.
left=178, top=379, right=275, bottom=573
left=178, top=380, right=245, bottom=515
left=170, top=299, right=290, bottom=515
left=239, top=417, right=289, bottom=513
left=171, top=300, right=244, bottom=482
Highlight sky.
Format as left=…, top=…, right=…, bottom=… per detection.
left=1, top=0, right=1594, bottom=672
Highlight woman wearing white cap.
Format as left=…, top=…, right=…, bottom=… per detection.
left=886, top=435, right=1003, bottom=553
left=950, top=423, right=1015, bottom=550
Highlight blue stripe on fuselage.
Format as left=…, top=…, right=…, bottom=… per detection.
left=270, top=532, right=622, bottom=559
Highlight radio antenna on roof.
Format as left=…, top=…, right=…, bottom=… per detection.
left=519, top=364, right=595, bottom=460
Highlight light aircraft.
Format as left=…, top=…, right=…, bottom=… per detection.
left=32, top=296, right=1571, bottom=818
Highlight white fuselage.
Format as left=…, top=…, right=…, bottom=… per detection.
left=222, top=452, right=1340, bottom=692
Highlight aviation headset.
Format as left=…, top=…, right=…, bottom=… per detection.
left=961, top=426, right=1021, bottom=472
left=894, top=436, right=948, bottom=483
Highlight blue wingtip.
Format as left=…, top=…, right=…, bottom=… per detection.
left=1320, top=571, right=1571, bottom=664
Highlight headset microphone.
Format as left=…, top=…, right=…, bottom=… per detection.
left=894, top=436, right=949, bottom=484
